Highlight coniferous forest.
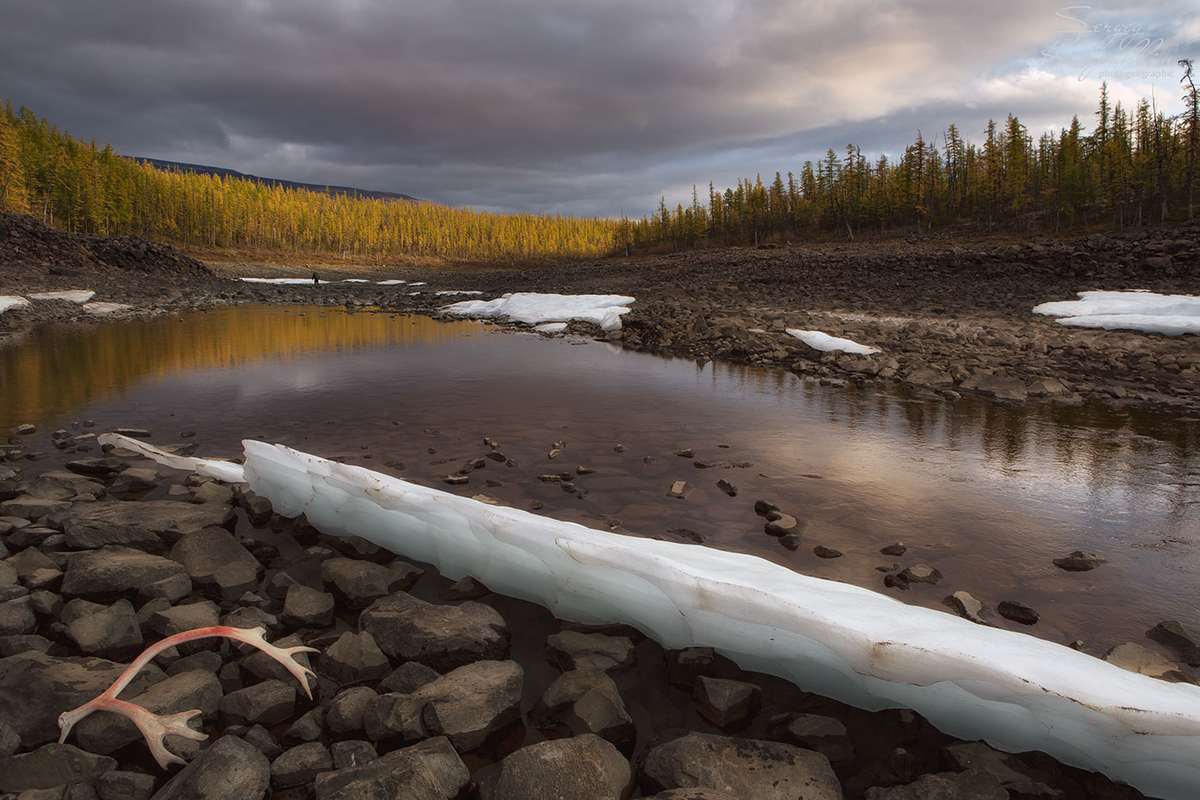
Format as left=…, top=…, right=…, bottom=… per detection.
left=1, top=64, right=1198, bottom=263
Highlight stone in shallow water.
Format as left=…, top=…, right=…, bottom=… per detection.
left=997, top=600, right=1039, bottom=625
left=813, top=545, right=843, bottom=559
left=1052, top=550, right=1106, bottom=571
left=943, top=592, right=988, bottom=625
left=1102, top=642, right=1188, bottom=681
left=1147, top=620, right=1200, bottom=667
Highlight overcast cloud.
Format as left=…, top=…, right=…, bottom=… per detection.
left=1, top=0, right=1195, bottom=216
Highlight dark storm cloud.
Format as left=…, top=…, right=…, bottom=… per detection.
left=0, top=0, right=1191, bottom=215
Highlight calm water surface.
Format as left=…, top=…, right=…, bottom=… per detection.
left=3, top=306, right=1198, bottom=657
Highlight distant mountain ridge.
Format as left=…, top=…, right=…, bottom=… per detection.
left=136, top=157, right=420, bottom=203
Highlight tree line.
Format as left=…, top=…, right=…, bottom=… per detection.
left=624, top=65, right=1200, bottom=250
left=2, top=64, right=1198, bottom=264
left=0, top=102, right=619, bottom=263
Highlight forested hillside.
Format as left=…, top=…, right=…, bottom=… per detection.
left=623, top=70, right=1200, bottom=250
left=2, top=67, right=1198, bottom=264
left=0, top=102, right=619, bottom=262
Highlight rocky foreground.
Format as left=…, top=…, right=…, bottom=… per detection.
left=2, top=211, right=1199, bottom=413
left=0, top=425, right=1187, bottom=799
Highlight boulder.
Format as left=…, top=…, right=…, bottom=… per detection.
left=545, top=630, right=635, bottom=673
left=150, top=735, right=269, bottom=800
left=693, top=676, right=760, bottom=728
left=314, top=736, right=468, bottom=800
left=481, top=734, right=632, bottom=800
left=530, top=668, right=635, bottom=745
left=0, top=743, right=116, bottom=792
left=320, top=631, right=391, bottom=684
left=863, top=769, right=1007, bottom=799
left=168, top=528, right=260, bottom=586
left=74, top=670, right=221, bottom=757
left=61, top=547, right=187, bottom=598
left=61, top=501, right=234, bottom=550
left=359, top=592, right=509, bottom=672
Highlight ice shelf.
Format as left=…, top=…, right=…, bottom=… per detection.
left=786, top=329, right=881, bottom=354
left=442, top=292, right=635, bottom=331
left=101, top=433, right=1200, bottom=798
left=1034, top=290, right=1200, bottom=336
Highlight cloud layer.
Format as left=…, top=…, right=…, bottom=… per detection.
left=1, top=0, right=1193, bottom=216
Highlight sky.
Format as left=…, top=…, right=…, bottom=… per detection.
left=1, top=0, right=1196, bottom=218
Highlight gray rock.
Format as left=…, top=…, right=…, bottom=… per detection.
left=149, top=601, right=220, bottom=639
left=26, top=472, right=104, bottom=501
left=61, top=547, right=187, bottom=598
left=1102, top=642, right=1188, bottom=680
left=0, top=497, right=71, bottom=521
left=1053, top=551, right=1106, bottom=571
left=716, top=479, right=737, bottom=497
left=666, top=481, right=694, bottom=499
left=314, top=736, right=468, bottom=800
left=239, top=634, right=312, bottom=688
left=880, top=543, right=907, bottom=556
left=763, top=512, right=802, bottom=537
left=359, top=592, right=509, bottom=672
left=863, top=769, right=1007, bottom=799
left=897, top=564, right=942, bottom=585
left=772, top=713, right=854, bottom=762
left=530, top=668, right=634, bottom=745
left=327, top=687, right=378, bottom=737
left=61, top=501, right=235, bottom=551
left=439, top=576, right=489, bottom=601
left=330, top=740, right=376, bottom=770
left=943, top=592, right=988, bottom=625
left=108, top=468, right=160, bottom=498
left=191, top=482, right=233, bottom=505
left=283, top=584, right=335, bottom=628
left=283, top=708, right=324, bottom=744
left=943, top=742, right=1062, bottom=798
left=6, top=548, right=62, bottom=589
left=320, top=631, right=391, bottom=684
left=0, top=743, right=116, bottom=792
left=97, top=769, right=156, bottom=800
left=378, top=661, right=439, bottom=694
left=366, top=660, right=522, bottom=750
left=0, top=721, right=18, bottom=757
left=244, top=495, right=274, bottom=526
left=665, top=647, right=715, bottom=689
left=997, top=600, right=1039, bottom=625
left=1147, top=620, right=1200, bottom=666
left=813, top=545, right=843, bottom=559
left=65, top=599, right=142, bottom=659
left=150, top=735, right=270, bottom=800
left=644, top=791, right=740, bottom=800
left=481, top=734, right=632, bottom=800
left=168, top=528, right=260, bottom=586
left=638, top=731, right=841, bottom=800
left=320, top=559, right=395, bottom=608
left=545, top=630, right=634, bottom=673
left=693, top=676, right=760, bottom=727
left=271, top=742, right=333, bottom=789
left=74, top=670, right=221, bottom=757
left=0, top=597, right=35, bottom=637
left=219, top=679, right=296, bottom=726
left=221, top=606, right=279, bottom=635
left=243, top=725, right=283, bottom=760
left=64, top=459, right=127, bottom=480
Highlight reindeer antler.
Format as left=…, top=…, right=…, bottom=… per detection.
left=58, top=626, right=317, bottom=768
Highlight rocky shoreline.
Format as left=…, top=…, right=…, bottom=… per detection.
left=2, top=211, right=1199, bottom=414
left=0, top=426, right=1167, bottom=798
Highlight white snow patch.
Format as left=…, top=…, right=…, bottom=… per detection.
left=443, top=292, right=635, bottom=332
left=83, top=302, right=133, bottom=315
left=98, top=434, right=246, bottom=483
left=435, top=290, right=483, bottom=296
left=112, top=430, right=1200, bottom=799
left=409, top=282, right=427, bottom=287
left=0, top=296, right=31, bottom=314
left=376, top=279, right=407, bottom=285
left=786, top=329, right=881, bottom=354
left=748, top=328, right=767, bottom=334
left=240, top=277, right=329, bottom=285
left=533, top=322, right=569, bottom=333
left=342, top=279, right=369, bottom=283
left=1033, top=291, right=1200, bottom=336
left=28, top=290, right=95, bottom=303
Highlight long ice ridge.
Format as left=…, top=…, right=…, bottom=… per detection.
left=102, top=434, right=1200, bottom=798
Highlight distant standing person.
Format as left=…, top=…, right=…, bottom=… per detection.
left=312, top=271, right=319, bottom=285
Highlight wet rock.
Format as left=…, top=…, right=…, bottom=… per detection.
left=108, top=468, right=160, bottom=498
left=326, top=535, right=392, bottom=564
left=997, top=600, right=1039, bottom=625
left=74, top=670, right=221, bottom=757
left=481, top=734, right=632, bottom=800
left=530, top=668, right=635, bottom=745
left=220, top=679, right=296, bottom=726
left=272, top=742, right=333, bottom=789
left=763, top=512, right=802, bottom=537
left=1146, top=620, right=1200, bottom=666
left=770, top=713, right=854, bottom=763
left=244, top=495, right=273, bottom=526
left=366, top=660, right=522, bottom=750
left=359, top=592, right=510, bottom=673
left=943, top=741, right=1062, bottom=798
left=319, top=631, right=391, bottom=684
left=880, top=543, right=907, bottom=556
left=150, top=735, right=269, bottom=800
left=546, top=630, right=635, bottom=673
left=1102, top=642, right=1189, bottom=681
left=1053, top=551, right=1106, bottom=571
left=441, top=475, right=468, bottom=485
left=812, top=545, right=843, bottom=559
left=327, top=687, right=378, bottom=737
left=693, top=676, right=760, bottom=728
left=168, top=527, right=260, bottom=587
left=943, top=592, right=988, bottom=625
left=0, top=743, right=116, bottom=793
left=64, top=599, right=142, bottom=659
left=863, top=768, right=1007, bottom=799
left=897, top=564, right=942, bottom=585
left=64, top=458, right=127, bottom=480
left=313, top=736, right=468, bottom=800
left=961, top=373, right=1028, bottom=403
left=321, top=559, right=399, bottom=608
left=378, top=661, right=439, bottom=694
left=666, top=481, right=694, bottom=499
left=778, top=534, right=802, bottom=551
left=638, top=731, right=841, bottom=800
left=439, top=576, right=490, bottom=601
left=716, top=479, right=737, bottom=497
left=61, top=501, right=235, bottom=550
left=282, top=584, right=335, bottom=628
left=665, top=647, right=715, bottom=689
